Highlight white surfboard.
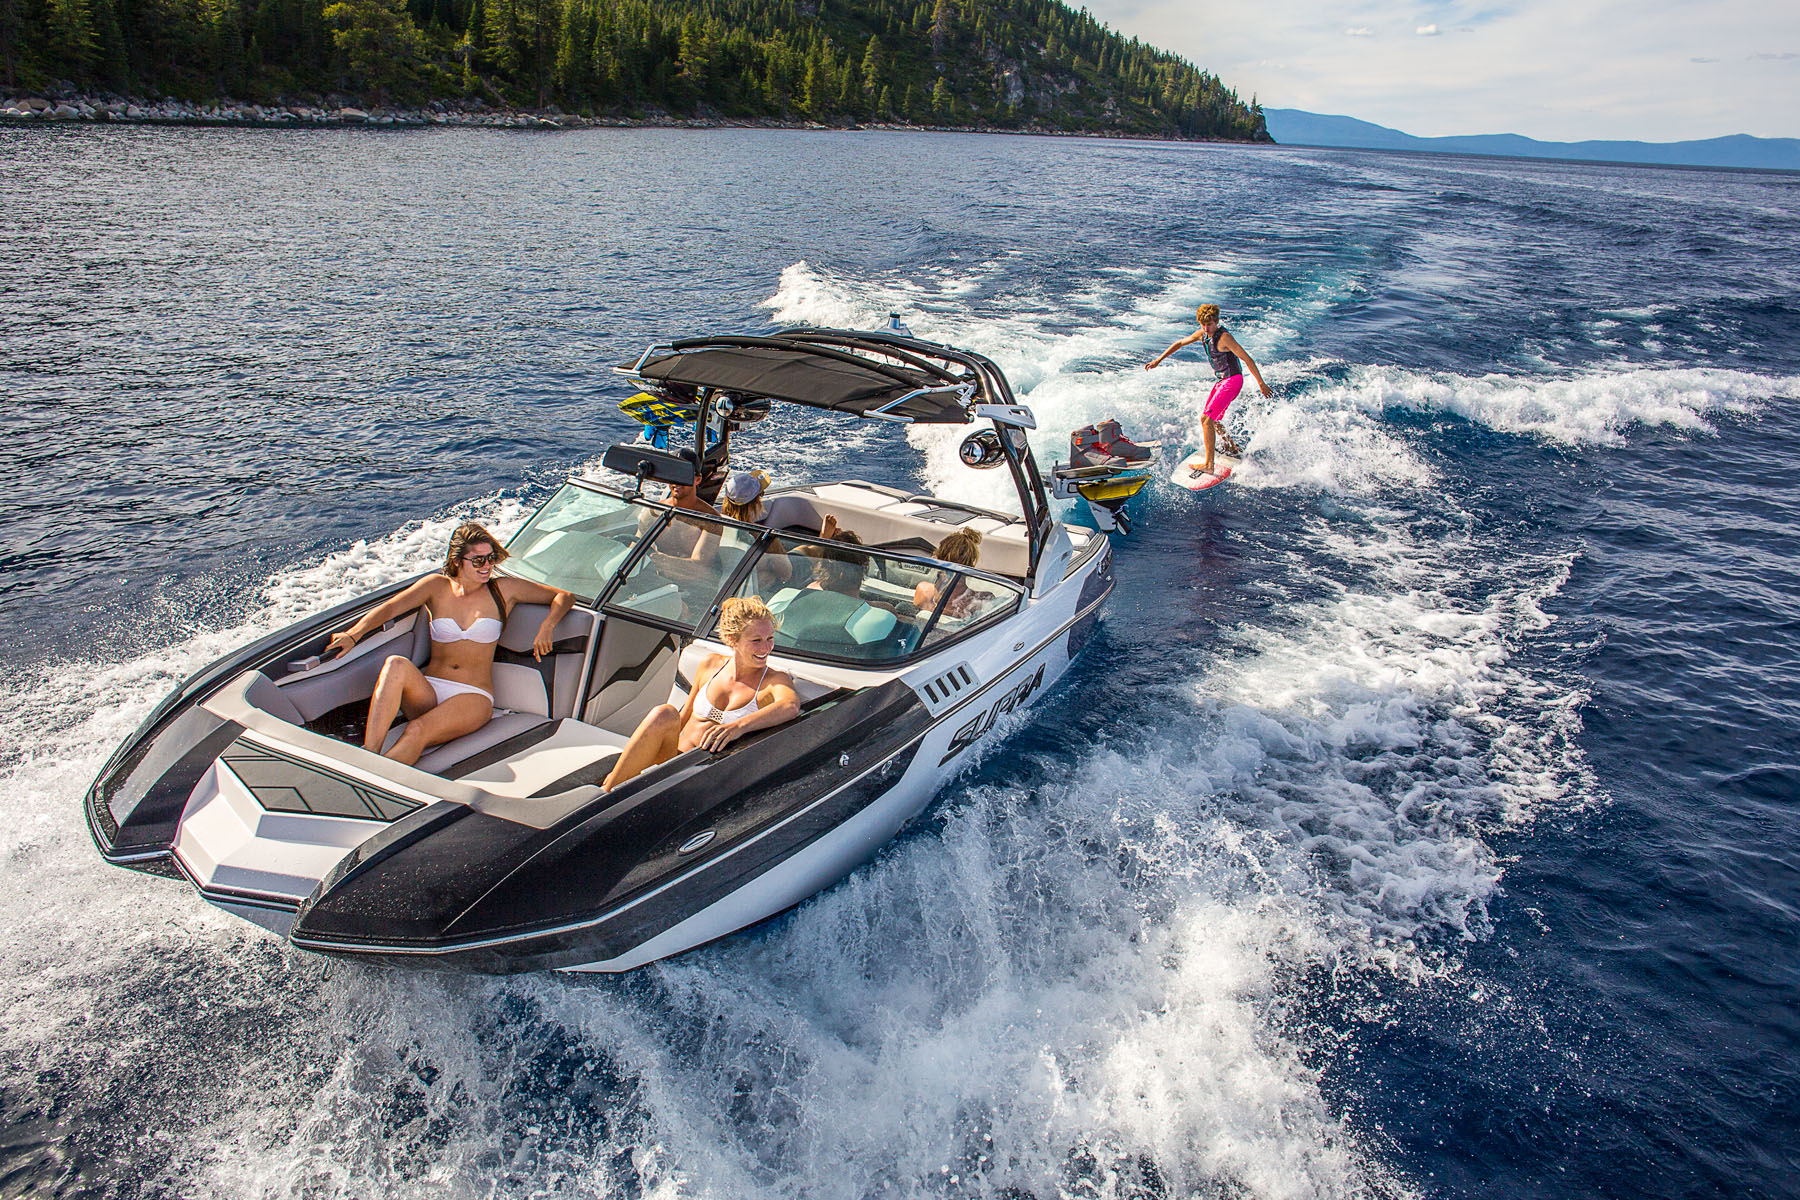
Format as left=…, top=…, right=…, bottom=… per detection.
left=1170, top=450, right=1239, bottom=491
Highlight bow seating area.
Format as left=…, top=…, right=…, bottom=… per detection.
left=237, top=604, right=634, bottom=796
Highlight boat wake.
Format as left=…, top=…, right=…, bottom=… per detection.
left=763, top=260, right=1792, bottom=506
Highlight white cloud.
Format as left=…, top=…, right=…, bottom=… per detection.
left=1416, top=23, right=1441, bottom=35
left=1080, top=0, right=1800, bottom=140
left=1748, top=51, right=1798, bottom=60
left=1346, top=25, right=1374, bottom=36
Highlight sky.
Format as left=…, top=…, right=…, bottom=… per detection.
left=1081, top=0, right=1800, bottom=143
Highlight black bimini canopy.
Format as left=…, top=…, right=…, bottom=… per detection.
left=625, top=332, right=983, bottom=425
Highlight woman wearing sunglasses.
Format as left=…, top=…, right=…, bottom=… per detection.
left=326, top=521, right=574, bottom=765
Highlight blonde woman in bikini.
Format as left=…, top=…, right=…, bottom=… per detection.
left=602, top=596, right=801, bottom=791
left=1146, top=303, right=1274, bottom=476
left=326, top=522, right=574, bottom=766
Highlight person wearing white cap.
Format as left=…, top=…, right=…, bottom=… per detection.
left=700, top=469, right=796, bottom=581
left=720, top=470, right=770, bottom=527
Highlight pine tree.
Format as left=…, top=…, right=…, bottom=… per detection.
left=45, top=0, right=100, bottom=80
left=515, top=0, right=556, bottom=107
left=928, top=0, right=950, bottom=57
left=859, top=32, right=881, bottom=93
left=678, top=10, right=712, bottom=102
left=458, top=0, right=482, bottom=69
left=482, top=0, right=517, bottom=76
left=211, top=0, right=247, bottom=96
left=555, top=0, right=590, bottom=103
left=322, top=0, right=426, bottom=103
left=800, top=48, right=823, bottom=117
left=0, top=0, right=21, bottom=88
left=836, top=57, right=855, bottom=114
left=91, top=0, right=128, bottom=88
left=587, top=0, right=616, bottom=102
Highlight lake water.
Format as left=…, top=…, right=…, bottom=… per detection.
left=3, top=125, right=1797, bottom=1199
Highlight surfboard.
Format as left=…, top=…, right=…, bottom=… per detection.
left=621, top=391, right=720, bottom=452
left=620, top=392, right=699, bottom=428
left=1170, top=450, right=1239, bottom=491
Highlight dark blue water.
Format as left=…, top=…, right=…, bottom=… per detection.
left=3, top=126, right=1797, bottom=1199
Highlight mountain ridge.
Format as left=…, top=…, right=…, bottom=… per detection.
left=1264, top=108, right=1800, bottom=171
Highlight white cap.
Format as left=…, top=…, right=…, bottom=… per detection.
left=722, top=471, right=766, bottom=504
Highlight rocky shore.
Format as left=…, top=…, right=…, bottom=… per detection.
left=0, top=92, right=1235, bottom=140
left=0, top=93, right=649, bottom=129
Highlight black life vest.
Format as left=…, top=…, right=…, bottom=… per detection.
left=1202, top=327, right=1242, bottom=378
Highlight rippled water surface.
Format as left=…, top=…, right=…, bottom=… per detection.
left=3, top=126, right=1798, bottom=1199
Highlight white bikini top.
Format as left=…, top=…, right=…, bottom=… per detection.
left=429, top=616, right=503, bottom=644
left=698, top=662, right=769, bottom=723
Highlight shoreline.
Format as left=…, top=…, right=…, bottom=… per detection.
left=0, top=92, right=1267, bottom=142
left=3, top=94, right=582, bottom=129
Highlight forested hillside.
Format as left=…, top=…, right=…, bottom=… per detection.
left=2, top=0, right=1268, bottom=138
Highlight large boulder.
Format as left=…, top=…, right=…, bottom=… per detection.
left=336, top=107, right=369, bottom=121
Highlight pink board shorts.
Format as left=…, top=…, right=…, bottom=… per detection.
left=1203, top=374, right=1244, bottom=421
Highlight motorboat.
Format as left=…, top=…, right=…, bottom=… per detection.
left=86, top=329, right=1117, bottom=972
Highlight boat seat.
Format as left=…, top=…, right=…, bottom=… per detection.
left=373, top=602, right=597, bottom=777
left=768, top=587, right=898, bottom=651
left=247, top=674, right=306, bottom=726
left=453, top=718, right=632, bottom=798
left=385, top=711, right=552, bottom=776
left=876, top=535, right=938, bottom=558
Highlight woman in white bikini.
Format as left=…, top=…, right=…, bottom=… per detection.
left=602, top=595, right=800, bottom=791
left=326, top=522, right=575, bottom=766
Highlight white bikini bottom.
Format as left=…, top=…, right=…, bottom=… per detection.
left=426, top=675, right=494, bottom=706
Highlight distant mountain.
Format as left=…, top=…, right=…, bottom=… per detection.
left=1265, top=109, right=1800, bottom=171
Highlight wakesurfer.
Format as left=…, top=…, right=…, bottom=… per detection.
left=1145, top=304, right=1273, bottom=476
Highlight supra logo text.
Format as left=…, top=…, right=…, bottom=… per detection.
left=939, top=665, right=1046, bottom=765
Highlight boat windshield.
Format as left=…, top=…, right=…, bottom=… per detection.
left=502, top=484, right=647, bottom=601
left=728, top=534, right=1020, bottom=663
left=606, top=510, right=756, bottom=626
left=507, top=481, right=1022, bottom=662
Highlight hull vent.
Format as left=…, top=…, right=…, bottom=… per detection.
left=919, top=663, right=977, bottom=709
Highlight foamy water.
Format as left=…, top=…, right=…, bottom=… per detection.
left=763, top=261, right=1786, bottom=508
